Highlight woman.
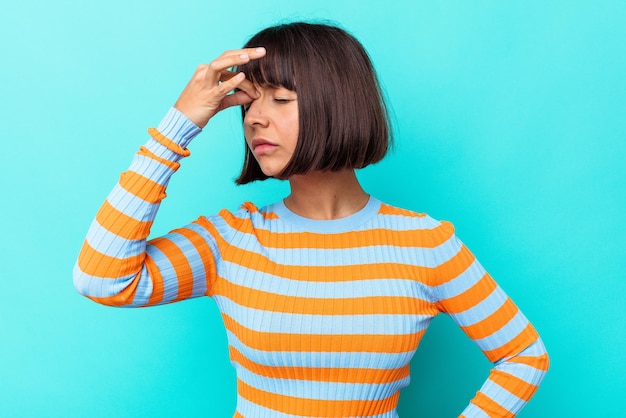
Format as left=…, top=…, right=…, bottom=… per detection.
left=74, top=22, right=549, bottom=417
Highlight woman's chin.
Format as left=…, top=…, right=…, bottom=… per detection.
left=260, top=166, right=288, bottom=179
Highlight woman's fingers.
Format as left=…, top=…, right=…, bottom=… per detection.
left=219, top=70, right=259, bottom=99
left=204, top=47, right=266, bottom=85
left=219, top=89, right=256, bottom=111
left=173, top=47, right=265, bottom=128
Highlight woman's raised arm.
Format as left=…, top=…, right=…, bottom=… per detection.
left=72, top=48, right=265, bottom=307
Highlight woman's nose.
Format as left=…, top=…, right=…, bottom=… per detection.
left=244, top=99, right=268, bottom=127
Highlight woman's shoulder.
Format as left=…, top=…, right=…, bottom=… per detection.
left=373, top=200, right=458, bottom=245
left=377, top=201, right=429, bottom=219
left=377, top=201, right=452, bottom=226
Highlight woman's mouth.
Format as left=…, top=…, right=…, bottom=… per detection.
left=251, top=138, right=278, bottom=155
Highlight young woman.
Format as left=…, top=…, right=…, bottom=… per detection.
left=74, top=22, right=549, bottom=417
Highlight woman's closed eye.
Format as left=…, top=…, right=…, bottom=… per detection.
left=274, top=97, right=295, bottom=104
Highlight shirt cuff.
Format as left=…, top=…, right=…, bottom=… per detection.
left=156, top=107, right=202, bottom=149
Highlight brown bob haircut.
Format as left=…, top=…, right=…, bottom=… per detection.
left=235, top=21, right=392, bottom=184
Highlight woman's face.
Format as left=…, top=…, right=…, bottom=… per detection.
left=243, top=85, right=299, bottom=178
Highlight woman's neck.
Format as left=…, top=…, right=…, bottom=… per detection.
left=284, top=170, right=369, bottom=220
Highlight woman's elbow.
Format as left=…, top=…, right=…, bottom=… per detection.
left=72, top=263, right=138, bottom=307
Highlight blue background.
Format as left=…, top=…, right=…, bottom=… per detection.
left=1, top=1, right=624, bottom=416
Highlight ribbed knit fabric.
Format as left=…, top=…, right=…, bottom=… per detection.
left=73, top=108, right=549, bottom=417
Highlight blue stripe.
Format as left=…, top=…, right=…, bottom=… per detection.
left=235, top=396, right=303, bottom=418
left=128, top=153, right=177, bottom=185
left=216, top=296, right=430, bottom=335
left=143, top=244, right=178, bottom=304
left=477, top=379, right=523, bottom=414
left=474, top=311, right=530, bottom=351
left=219, top=261, right=431, bottom=299
left=433, top=258, right=486, bottom=300
left=162, top=232, right=207, bottom=298
left=73, top=263, right=135, bottom=296
left=449, top=286, right=507, bottom=326
left=86, top=221, right=145, bottom=258
left=213, top=217, right=458, bottom=268
left=494, top=361, right=543, bottom=385
left=131, top=265, right=158, bottom=306
left=234, top=363, right=409, bottom=401
left=107, top=184, right=160, bottom=220
left=224, top=204, right=447, bottom=235
left=235, top=395, right=400, bottom=418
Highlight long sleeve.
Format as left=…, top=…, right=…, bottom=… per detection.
left=72, top=108, right=216, bottom=307
left=431, top=226, right=549, bottom=417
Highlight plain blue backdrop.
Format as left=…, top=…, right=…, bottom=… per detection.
left=0, top=1, right=624, bottom=416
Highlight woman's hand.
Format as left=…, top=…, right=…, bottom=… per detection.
left=174, top=47, right=266, bottom=128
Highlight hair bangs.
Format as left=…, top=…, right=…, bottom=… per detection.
left=239, top=30, right=296, bottom=90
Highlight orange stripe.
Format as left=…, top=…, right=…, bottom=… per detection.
left=79, top=244, right=165, bottom=307
left=119, top=171, right=167, bottom=203
left=196, top=217, right=469, bottom=286
left=515, top=353, right=550, bottom=370
left=222, top=245, right=420, bottom=282
left=145, top=253, right=165, bottom=305
left=222, top=314, right=424, bottom=354
left=217, top=279, right=437, bottom=316
left=490, top=370, right=538, bottom=401
left=147, top=127, right=191, bottom=156
left=77, top=241, right=145, bottom=278
left=138, top=146, right=182, bottom=171
left=438, top=273, right=496, bottom=314
left=434, top=244, right=476, bottom=285
left=470, top=391, right=515, bottom=418
left=149, top=237, right=194, bottom=302
left=86, top=273, right=140, bottom=307
left=216, top=211, right=454, bottom=249
left=378, top=203, right=426, bottom=218
left=170, top=227, right=218, bottom=296
left=237, top=379, right=399, bottom=417
left=262, top=211, right=279, bottom=220
left=229, top=347, right=410, bottom=384
left=460, top=298, right=519, bottom=340
left=96, top=200, right=153, bottom=240
left=239, top=202, right=280, bottom=220
left=240, top=201, right=259, bottom=213
left=484, top=324, right=539, bottom=363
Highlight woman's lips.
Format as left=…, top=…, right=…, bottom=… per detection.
left=251, top=138, right=278, bottom=155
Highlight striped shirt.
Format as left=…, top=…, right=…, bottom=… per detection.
left=73, top=108, right=549, bottom=417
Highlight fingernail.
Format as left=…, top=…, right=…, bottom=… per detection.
left=256, top=47, right=265, bottom=53
left=240, top=53, right=249, bottom=59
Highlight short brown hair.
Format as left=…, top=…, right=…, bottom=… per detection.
left=236, top=22, right=392, bottom=184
